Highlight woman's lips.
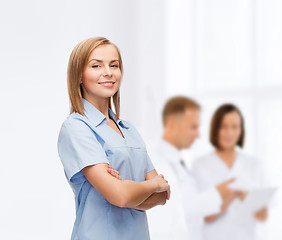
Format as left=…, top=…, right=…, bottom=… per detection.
left=99, top=82, right=115, bottom=88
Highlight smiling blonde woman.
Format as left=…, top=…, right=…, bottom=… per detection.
left=58, top=37, right=170, bottom=240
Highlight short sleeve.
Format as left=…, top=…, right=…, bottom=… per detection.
left=146, top=153, right=155, bottom=173
left=58, top=119, right=109, bottom=183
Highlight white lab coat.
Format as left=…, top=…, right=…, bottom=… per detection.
left=147, top=139, right=222, bottom=240
left=192, top=151, right=263, bottom=240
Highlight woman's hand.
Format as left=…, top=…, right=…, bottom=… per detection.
left=148, top=174, right=170, bottom=200
left=107, top=166, right=122, bottom=180
left=216, top=178, right=235, bottom=202
left=254, top=207, right=268, bottom=221
left=206, top=180, right=245, bottom=223
left=234, top=190, right=248, bottom=201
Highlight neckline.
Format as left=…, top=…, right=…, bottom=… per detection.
left=82, top=98, right=129, bottom=129
left=107, top=117, right=125, bottom=139
left=213, top=150, right=239, bottom=170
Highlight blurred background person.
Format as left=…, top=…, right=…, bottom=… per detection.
left=147, top=96, right=235, bottom=240
left=192, top=104, right=268, bottom=240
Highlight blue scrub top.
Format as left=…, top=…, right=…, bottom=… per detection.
left=58, top=99, right=154, bottom=240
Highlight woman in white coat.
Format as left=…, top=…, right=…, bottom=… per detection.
left=192, top=103, right=267, bottom=240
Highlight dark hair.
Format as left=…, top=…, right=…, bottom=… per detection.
left=210, top=103, right=245, bottom=149
left=162, top=96, right=200, bottom=126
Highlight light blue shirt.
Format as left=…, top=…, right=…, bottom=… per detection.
left=58, top=99, right=154, bottom=240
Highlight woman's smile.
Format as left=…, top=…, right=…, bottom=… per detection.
left=98, top=81, right=115, bottom=88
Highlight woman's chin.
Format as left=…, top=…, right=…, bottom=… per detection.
left=219, top=143, right=236, bottom=151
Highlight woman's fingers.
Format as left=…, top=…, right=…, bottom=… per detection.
left=254, top=207, right=268, bottom=221
left=166, top=189, right=171, bottom=200
left=159, top=175, right=170, bottom=192
left=235, top=191, right=248, bottom=201
left=107, top=166, right=122, bottom=180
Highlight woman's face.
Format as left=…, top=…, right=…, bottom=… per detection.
left=218, top=111, right=242, bottom=150
left=81, top=44, right=122, bottom=101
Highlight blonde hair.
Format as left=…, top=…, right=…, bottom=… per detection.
left=67, top=37, right=123, bottom=120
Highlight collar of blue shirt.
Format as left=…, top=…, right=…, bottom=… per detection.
left=82, top=98, right=129, bottom=129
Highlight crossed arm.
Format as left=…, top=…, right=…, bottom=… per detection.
left=82, top=164, right=169, bottom=210
left=134, top=170, right=169, bottom=211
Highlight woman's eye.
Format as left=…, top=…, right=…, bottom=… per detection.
left=92, top=65, right=100, bottom=68
left=110, top=64, right=119, bottom=68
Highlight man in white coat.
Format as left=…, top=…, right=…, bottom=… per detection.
left=147, top=96, right=236, bottom=240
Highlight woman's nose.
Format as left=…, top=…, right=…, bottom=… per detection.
left=103, top=66, right=112, bottom=77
